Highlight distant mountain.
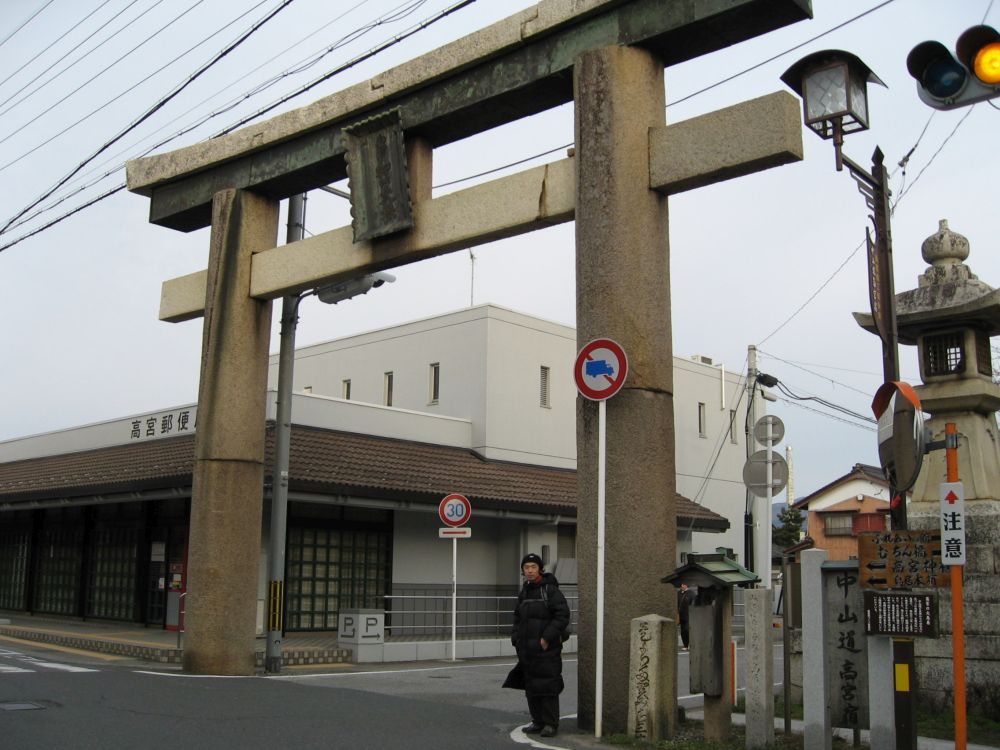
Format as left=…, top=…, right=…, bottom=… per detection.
left=771, top=501, right=785, bottom=527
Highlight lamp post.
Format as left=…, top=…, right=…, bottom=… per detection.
left=780, top=51, right=907, bottom=530
left=264, top=192, right=395, bottom=673
left=782, top=51, right=919, bottom=750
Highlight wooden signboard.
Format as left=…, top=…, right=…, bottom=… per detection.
left=858, top=530, right=949, bottom=590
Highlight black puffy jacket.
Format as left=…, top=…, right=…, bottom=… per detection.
left=510, top=572, right=570, bottom=696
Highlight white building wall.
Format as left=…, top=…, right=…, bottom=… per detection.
left=266, top=305, right=754, bottom=563
left=672, top=357, right=753, bottom=561
left=391, top=510, right=534, bottom=588
left=481, top=311, right=576, bottom=467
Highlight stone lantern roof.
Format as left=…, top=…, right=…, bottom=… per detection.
left=855, top=219, right=1000, bottom=345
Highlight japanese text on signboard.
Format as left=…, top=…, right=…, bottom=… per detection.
left=129, top=408, right=196, bottom=441
left=858, top=530, right=948, bottom=589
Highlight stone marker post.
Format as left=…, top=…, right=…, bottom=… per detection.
left=184, top=189, right=278, bottom=674
left=744, top=588, right=775, bottom=747
left=574, top=44, right=676, bottom=735
left=801, top=548, right=831, bottom=750
left=627, top=614, right=677, bottom=741
left=690, top=591, right=733, bottom=740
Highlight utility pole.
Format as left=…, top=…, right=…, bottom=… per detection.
left=745, top=345, right=758, bottom=573
left=265, top=193, right=307, bottom=673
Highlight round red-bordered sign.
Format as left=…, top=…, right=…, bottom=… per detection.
left=439, top=493, right=472, bottom=527
left=574, top=338, right=628, bottom=401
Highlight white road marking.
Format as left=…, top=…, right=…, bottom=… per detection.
left=0, top=665, right=33, bottom=674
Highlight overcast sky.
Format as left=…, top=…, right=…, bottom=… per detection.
left=1, top=0, right=997, bottom=498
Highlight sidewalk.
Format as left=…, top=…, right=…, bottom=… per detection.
left=0, top=612, right=349, bottom=667
left=546, top=713, right=997, bottom=750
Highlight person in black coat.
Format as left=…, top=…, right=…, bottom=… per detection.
left=504, top=553, right=570, bottom=738
left=677, top=582, right=695, bottom=649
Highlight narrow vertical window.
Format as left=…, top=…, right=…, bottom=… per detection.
left=383, top=372, right=393, bottom=407
left=342, top=379, right=351, bottom=400
left=429, top=363, right=440, bottom=404
left=729, top=409, right=738, bottom=444
left=539, top=365, right=551, bottom=408
left=698, top=402, right=707, bottom=437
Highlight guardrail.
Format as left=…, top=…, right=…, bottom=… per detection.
left=382, top=590, right=579, bottom=639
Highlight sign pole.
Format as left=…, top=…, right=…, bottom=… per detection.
left=438, top=493, right=472, bottom=663
left=595, top=398, right=606, bottom=738
left=572, top=338, right=626, bottom=739
left=452, top=536, right=458, bottom=662
left=945, top=422, right=966, bottom=750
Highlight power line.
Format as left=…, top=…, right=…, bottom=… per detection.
left=0, top=0, right=169, bottom=120
left=0, top=0, right=222, bottom=168
left=211, top=0, right=476, bottom=138
left=772, top=379, right=876, bottom=424
left=0, top=0, right=299, bottom=239
left=0, top=0, right=113, bottom=93
left=758, top=349, right=875, bottom=398
left=773, top=395, right=877, bottom=432
left=0, top=0, right=58, bottom=53
left=4, top=0, right=418, bottom=233
left=0, top=0, right=478, bottom=251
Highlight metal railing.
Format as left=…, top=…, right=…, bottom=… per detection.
left=382, top=590, right=579, bottom=640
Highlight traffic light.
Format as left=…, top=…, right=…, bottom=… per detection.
left=907, top=25, right=1000, bottom=110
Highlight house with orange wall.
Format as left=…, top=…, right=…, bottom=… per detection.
left=786, top=463, right=891, bottom=561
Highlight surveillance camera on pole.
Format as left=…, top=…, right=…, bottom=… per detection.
left=316, top=272, right=396, bottom=305
left=907, top=25, right=1000, bottom=110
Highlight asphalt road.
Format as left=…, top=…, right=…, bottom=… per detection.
left=0, top=638, right=782, bottom=750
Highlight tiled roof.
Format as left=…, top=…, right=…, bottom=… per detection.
left=791, top=462, right=887, bottom=510
left=0, top=424, right=728, bottom=530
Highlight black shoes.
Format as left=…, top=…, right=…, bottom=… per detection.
left=523, top=722, right=557, bottom=737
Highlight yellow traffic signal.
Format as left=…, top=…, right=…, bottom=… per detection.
left=907, top=25, right=1000, bottom=109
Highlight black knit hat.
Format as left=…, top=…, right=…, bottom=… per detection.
left=520, top=553, right=544, bottom=569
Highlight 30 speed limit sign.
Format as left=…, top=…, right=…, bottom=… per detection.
left=439, top=493, right=471, bottom=527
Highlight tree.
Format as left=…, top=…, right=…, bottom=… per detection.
left=773, top=505, right=804, bottom=550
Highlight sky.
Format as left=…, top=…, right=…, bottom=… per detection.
left=0, top=0, right=997, bottom=500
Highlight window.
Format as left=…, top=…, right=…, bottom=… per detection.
left=729, top=410, right=738, bottom=444
left=429, top=363, right=440, bottom=404
left=540, top=366, right=551, bottom=408
left=383, top=372, right=393, bottom=407
left=824, top=514, right=854, bottom=536
left=342, top=379, right=351, bottom=400
left=697, top=402, right=707, bottom=437
left=923, top=331, right=964, bottom=376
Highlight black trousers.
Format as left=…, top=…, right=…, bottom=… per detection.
left=527, top=694, right=560, bottom=727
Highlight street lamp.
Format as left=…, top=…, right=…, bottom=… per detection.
left=265, top=191, right=395, bottom=673
left=781, top=50, right=908, bottom=527
left=780, top=50, right=885, bottom=171
left=781, top=52, right=939, bottom=750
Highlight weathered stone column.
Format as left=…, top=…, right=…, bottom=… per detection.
left=574, top=45, right=674, bottom=734
left=744, top=588, right=775, bottom=748
left=627, top=614, right=677, bottom=741
left=184, top=188, right=278, bottom=674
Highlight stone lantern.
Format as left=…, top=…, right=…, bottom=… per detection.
left=855, top=219, right=1000, bottom=714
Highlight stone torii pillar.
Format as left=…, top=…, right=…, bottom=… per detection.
left=575, top=45, right=674, bottom=733
left=186, top=190, right=278, bottom=674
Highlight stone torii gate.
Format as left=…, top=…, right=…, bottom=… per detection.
left=127, top=0, right=808, bottom=733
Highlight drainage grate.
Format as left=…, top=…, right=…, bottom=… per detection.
left=0, top=702, right=46, bottom=711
